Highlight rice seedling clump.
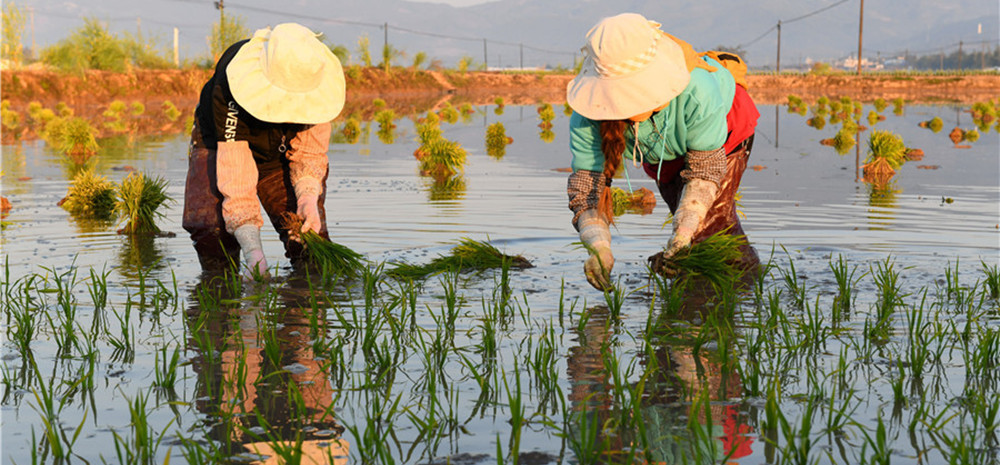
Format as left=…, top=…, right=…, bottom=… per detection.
left=417, top=137, right=467, bottom=178
left=61, top=169, right=117, bottom=220
left=650, top=232, right=747, bottom=290
left=485, top=122, right=511, bottom=159
left=116, top=171, right=171, bottom=235
left=282, top=212, right=366, bottom=277
left=863, top=130, right=907, bottom=183
left=387, top=238, right=532, bottom=280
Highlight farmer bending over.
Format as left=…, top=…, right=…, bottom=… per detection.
left=566, top=13, right=760, bottom=291
left=183, top=23, right=345, bottom=277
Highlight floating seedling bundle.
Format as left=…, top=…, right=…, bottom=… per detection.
left=282, top=213, right=365, bottom=277
left=387, top=238, right=532, bottom=280
left=863, top=130, right=908, bottom=183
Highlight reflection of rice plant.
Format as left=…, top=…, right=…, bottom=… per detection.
left=373, top=98, right=386, bottom=109
left=485, top=122, right=510, bottom=159
left=539, top=128, right=555, bottom=143
left=162, top=101, right=181, bottom=121
left=387, top=237, right=531, bottom=280
left=116, top=171, right=171, bottom=235
left=563, top=103, right=573, bottom=117
left=61, top=169, right=117, bottom=220
left=964, top=129, right=980, bottom=143
left=892, top=97, right=905, bottom=115
left=374, top=109, right=396, bottom=131
left=417, top=137, right=467, bottom=178
left=427, top=175, right=467, bottom=201
left=873, top=98, right=887, bottom=113
left=807, top=115, right=826, bottom=130
left=867, top=110, right=884, bottom=126
left=46, top=117, right=99, bottom=161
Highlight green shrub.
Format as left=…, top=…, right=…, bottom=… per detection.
left=41, top=18, right=129, bottom=72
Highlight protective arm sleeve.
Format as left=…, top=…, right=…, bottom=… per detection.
left=216, top=140, right=262, bottom=234
left=287, top=122, right=331, bottom=200
left=567, top=170, right=608, bottom=229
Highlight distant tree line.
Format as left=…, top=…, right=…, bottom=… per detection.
left=905, top=46, right=1000, bottom=71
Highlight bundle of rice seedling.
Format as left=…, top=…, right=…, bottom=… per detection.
left=387, top=237, right=532, bottom=280
left=863, top=130, right=906, bottom=182
left=418, top=137, right=467, bottom=178
left=415, top=111, right=442, bottom=146
left=948, top=127, right=964, bottom=145
left=651, top=232, right=747, bottom=289
left=485, top=122, right=511, bottom=159
left=116, top=171, right=171, bottom=235
left=537, top=103, right=555, bottom=129
left=918, top=116, right=943, bottom=133
left=61, top=169, right=117, bottom=220
left=438, top=103, right=459, bottom=124
left=965, top=129, right=980, bottom=143
left=282, top=212, right=365, bottom=276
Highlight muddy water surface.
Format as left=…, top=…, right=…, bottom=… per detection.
left=1, top=102, right=998, bottom=464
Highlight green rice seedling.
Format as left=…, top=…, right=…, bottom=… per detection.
left=1, top=100, right=21, bottom=131
left=372, top=97, right=386, bottom=109
left=417, top=136, right=467, bottom=178
left=161, top=100, right=181, bottom=121
left=873, top=97, right=888, bottom=113
left=859, top=413, right=891, bottom=465
left=61, top=169, right=117, bottom=220
left=869, top=256, right=906, bottom=340
left=829, top=254, right=862, bottom=320
left=832, top=127, right=856, bottom=155
left=49, top=117, right=99, bottom=161
left=374, top=108, right=396, bottom=131
left=502, top=363, right=526, bottom=463
left=649, top=231, right=746, bottom=290
left=919, top=116, right=944, bottom=133
left=386, top=237, right=531, bottom=280
left=438, top=102, right=459, bottom=124
left=415, top=111, right=442, bottom=145
left=153, top=344, right=181, bottom=391
left=340, top=115, right=362, bottom=143
left=563, top=102, right=573, bottom=117
left=867, top=109, right=884, bottom=126
left=537, top=103, right=555, bottom=129
left=863, top=130, right=907, bottom=182
left=485, top=122, right=511, bottom=159
left=287, top=215, right=365, bottom=278
left=109, top=390, right=173, bottom=465
left=964, top=128, right=980, bottom=142
left=29, top=362, right=87, bottom=462
left=115, top=170, right=171, bottom=234
left=807, top=115, right=826, bottom=130
left=493, top=96, right=505, bottom=107
left=982, top=260, right=1000, bottom=300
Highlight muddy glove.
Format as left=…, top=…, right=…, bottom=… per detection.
left=296, top=193, right=321, bottom=236
left=233, top=224, right=269, bottom=279
left=578, top=209, right=614, bottom=291
left=649, top=178, right=718, bottom=276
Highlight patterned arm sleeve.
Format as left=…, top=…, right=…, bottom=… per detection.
left=680, top=146, right=727, bottom=186
left=217, top=140, right=263, bottom=234
left=567, top=170, right=607, bottom=231
left=287, top=122, right=332, bottom=199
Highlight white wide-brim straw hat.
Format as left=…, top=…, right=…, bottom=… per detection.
left=227, top=22, right=345, bottom=124
left=567, top=13, right=690, bottom=121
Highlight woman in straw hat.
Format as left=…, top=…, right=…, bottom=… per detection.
left=183, top=22, right=346, bottom=278
left=566, top=13, right=760, bottom=290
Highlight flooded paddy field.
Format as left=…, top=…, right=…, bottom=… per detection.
left=1, top=98, right=998, bottom=464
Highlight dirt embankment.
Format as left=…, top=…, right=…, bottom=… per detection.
left=1, top=69, right=996, bottom=138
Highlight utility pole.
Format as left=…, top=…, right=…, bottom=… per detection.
left=776, top=21, right=781, bottom=72
left=215, top=0, right=225, bottom=57
left=137, top=17, right=142, bottom=40
left=28, top=6, right=35, bottom=61
left=483, top=39, right=487, bottom=70
left=958, top=40, right=963, bottom=71
left=857, top=0, right=864, bottom=75
left=519, top=43, right=524, bottom=70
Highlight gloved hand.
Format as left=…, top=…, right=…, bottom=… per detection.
left=296, top=194, right=321, bottom=236
left=233, top=224, right=269, bottom=280
left=578, top=209, right=614, bottom=291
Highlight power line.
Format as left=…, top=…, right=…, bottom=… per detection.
left=737, top=0, right=851, bottom=50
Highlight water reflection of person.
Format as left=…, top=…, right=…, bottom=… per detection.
left=187, top=271, right=348, bottom=464
left=565, top=300, right=753, bottom=463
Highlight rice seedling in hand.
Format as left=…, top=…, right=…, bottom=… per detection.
left=281, top=212, right=365, bottom=277
left=60, top=169, right=117, bottom=220
left=115, top=170, right=171, bottom=235
left=610, top=186, right=656, bottom=215
left=386, top=237, right=532, bottom=280
left=647, top=231, right=747, bottom=290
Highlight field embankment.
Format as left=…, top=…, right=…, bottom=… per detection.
left=1, top=68, right=996, bottom=121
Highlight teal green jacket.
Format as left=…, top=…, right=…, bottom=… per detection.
left=569, top=56, right=736, bottom=172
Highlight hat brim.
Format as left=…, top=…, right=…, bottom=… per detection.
left=567, top=37, right=690, bottom=121
left=226, top=34, right=346, bottom=125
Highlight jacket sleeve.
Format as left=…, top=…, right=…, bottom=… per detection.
left=287, top=122, right=331, bottom=199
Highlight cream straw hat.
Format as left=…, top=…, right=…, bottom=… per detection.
left=567, top=13, right=690, bottom=121
left=226, top=23, right=345, bottom=124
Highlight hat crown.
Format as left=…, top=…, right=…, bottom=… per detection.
left=584, top=13, right=661, bottom=78
left=262, top=23, right=326, bottom=93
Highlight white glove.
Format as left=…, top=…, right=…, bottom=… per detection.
left=578, top=209, right=614, bottom=291
left=296, top=194, right=321, bottom=235
left=665, top=178, right=718, bottom=259
left=233, top=224, right=269, bottom=279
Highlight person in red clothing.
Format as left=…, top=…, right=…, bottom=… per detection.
left=182, top=22, right=345, bottom=278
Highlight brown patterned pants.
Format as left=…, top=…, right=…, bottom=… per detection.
left=182, top=122, right=329, bottom=268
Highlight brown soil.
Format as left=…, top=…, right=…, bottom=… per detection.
left=2, top=68, right=996, bottom=143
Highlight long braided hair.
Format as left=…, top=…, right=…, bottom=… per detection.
left=597, top=119, right=629, bottom=223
